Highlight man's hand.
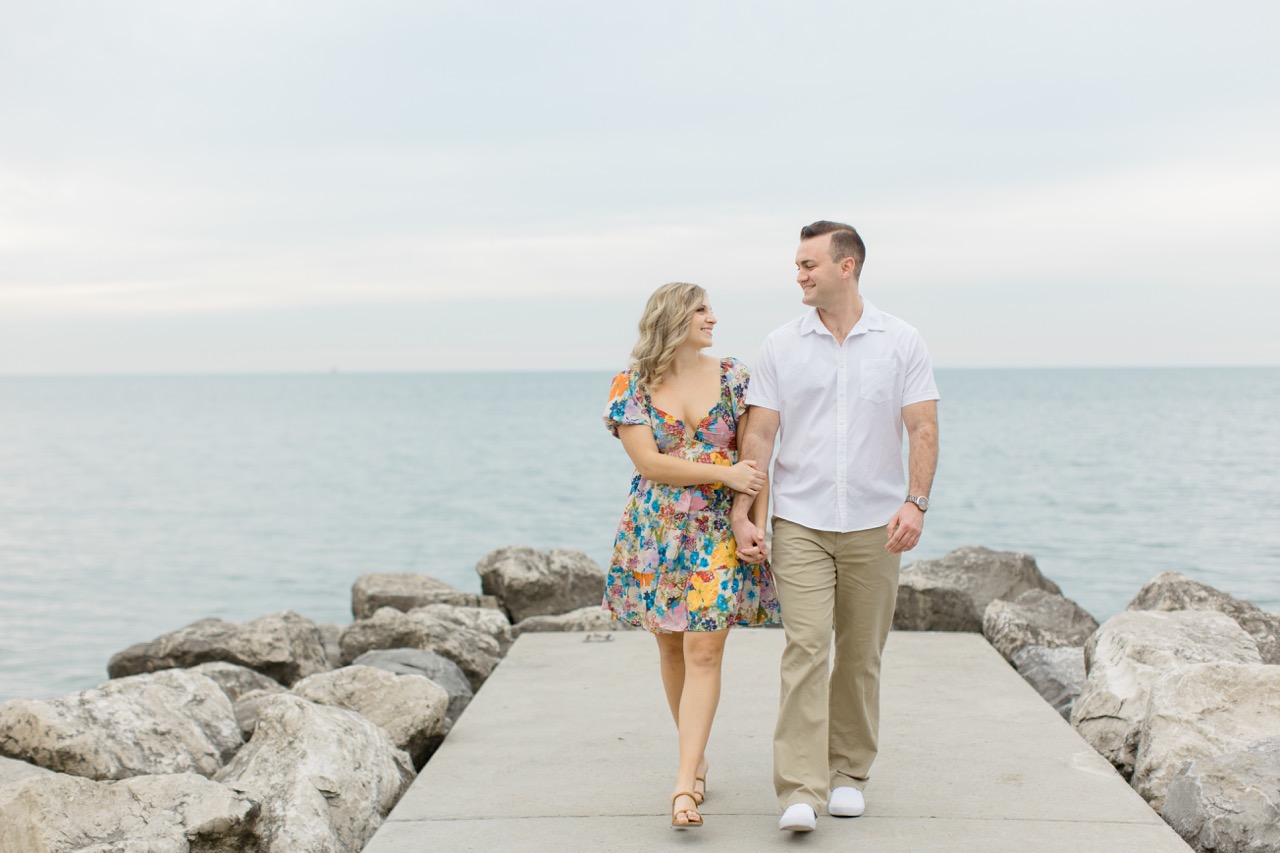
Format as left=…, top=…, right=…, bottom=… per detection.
left=732, top=515, right=769, bottom=565
left=884, top=502, right=924, bottom=553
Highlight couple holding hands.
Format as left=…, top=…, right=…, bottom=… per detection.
left=603, top=220, right=940, bottom=832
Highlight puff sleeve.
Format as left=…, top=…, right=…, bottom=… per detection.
left=603, top=368, right=651, bottom=438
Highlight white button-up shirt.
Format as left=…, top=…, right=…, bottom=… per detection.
left=747, top=299, right=939, bottom=533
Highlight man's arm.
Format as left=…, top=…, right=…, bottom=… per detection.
left=732, top=406, right=780, bottom=564
left=884, top=399, right=939, bottom=554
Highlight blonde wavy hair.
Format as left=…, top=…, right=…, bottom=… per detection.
left=629, top=282, right=708, bottom=389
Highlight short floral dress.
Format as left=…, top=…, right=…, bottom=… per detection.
left=602, top=357, right=781, bottom=632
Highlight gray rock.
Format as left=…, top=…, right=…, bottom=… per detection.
left=339, top=606, right=506, bottom=691
left=516, top=605, right=635, bottom=634
left=291, top=665, right=449, bottom=769
left=188, top=660, right=286, bottom=702
left=1071, top=610, right=1262, bottom=777
left=1128, top=571, right=1259, bottom=618
left=340, top=607, right=435, bottom=662
left=352, top=648, right=474, bottom=723
left=1132, top=663, right=1280, bottom=811
left=1010, top=645, right=1087, bottom=720
left=352, top=572, right=499, bottom=619
left=894, top=546, right=1061, bottom=632
left=415, top=602, right=515, bottom=654
left=1238, top=611, right=1280, bottom=666
left=1162, top=736, right=1280, bottom=853
left=0, top=669, right=242, bottom=780
left=0, top=772, right=259, bottom=853
left=107, top=610, right=328, bottom=686
left=318, top=622, right=345, bottom=669
left=476, top=546, right=606, bottom=623
left=1129, top=571, right=1280, bottom=664
left=233, top=689, right=281, bottom=740
left=216, top=693, right=414, bottom=853
left=0, top=756, right=53, bottom=790
left=982, top=589, right=1098, bottom=662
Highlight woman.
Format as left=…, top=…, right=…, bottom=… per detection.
left=603, top=281, right=781, bottom=829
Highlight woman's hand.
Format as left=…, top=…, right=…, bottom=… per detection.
left=721, top=459, right=766, bottom=495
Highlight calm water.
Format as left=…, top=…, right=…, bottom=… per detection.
left=2, top=369, right=1278, bottom=702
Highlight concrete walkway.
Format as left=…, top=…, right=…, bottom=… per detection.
left=364, top=629, right=1192, bottom=852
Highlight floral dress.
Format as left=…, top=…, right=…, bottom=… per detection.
left=602, top=357, right=781, bottom=632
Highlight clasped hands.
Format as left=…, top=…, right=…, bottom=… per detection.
left=730, top=514, right=768, bottom=565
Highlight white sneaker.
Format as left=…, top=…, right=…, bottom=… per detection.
left=778, top=803, right=817, bottom=832
left=827, top=786, right=865, bottom=817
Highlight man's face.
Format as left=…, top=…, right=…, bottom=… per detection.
left=795, top=234, right=849, bottom=308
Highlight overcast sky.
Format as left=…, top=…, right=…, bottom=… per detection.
left=2, top=0, right=1277, bottom=373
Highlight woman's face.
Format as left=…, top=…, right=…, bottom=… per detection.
left=684, top=299, right=716, bottom=349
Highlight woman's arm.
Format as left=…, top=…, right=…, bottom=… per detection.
left=731, top=406, right=780, bottom=564
left=749, top=472, right=769, bottom=530
left=736, top=409, right=770, bottom=531
left=617, top=424, right=765, bottom=495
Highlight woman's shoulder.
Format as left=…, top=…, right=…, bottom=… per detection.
left=719, top=356, right=750, bottom=382
left=608, top=366, right=640, bottom=402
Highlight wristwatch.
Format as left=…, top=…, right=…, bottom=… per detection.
left=905, top=495, right=929, bottom=513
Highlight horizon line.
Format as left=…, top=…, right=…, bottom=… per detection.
left=3, top=363, right=1279, bottom=379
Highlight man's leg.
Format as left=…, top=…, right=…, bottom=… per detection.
left=828, top=525, right=900, bottom=791
left=770, top=518, right=837, bottom=811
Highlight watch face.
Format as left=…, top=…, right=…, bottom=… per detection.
left=911, top=496, right=929, bottom=511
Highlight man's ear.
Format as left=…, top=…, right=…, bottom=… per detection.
left=840, top=256, right=858, bottom=280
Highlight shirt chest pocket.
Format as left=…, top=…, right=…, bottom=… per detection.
left=859, top=358, right=897, bottom=405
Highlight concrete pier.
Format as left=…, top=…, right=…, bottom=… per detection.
left=364, top=630, right=1192, bottom=852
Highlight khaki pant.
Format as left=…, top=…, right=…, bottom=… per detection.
left=771, top=517, right=901, bottom=809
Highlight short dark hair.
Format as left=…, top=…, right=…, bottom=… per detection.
left=800, top=220, right=865, bottom=277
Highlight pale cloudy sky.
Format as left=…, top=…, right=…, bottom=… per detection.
left=2, top=0, right=1277, bottom=373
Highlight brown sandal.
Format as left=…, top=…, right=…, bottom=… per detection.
left=693, top=769, right=708, bottom=805
left=671, top=791, right=703, bottom=829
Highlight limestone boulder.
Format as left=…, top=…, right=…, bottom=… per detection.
left=1010, top=645, right=1086, bottom=720
left=415, top=602, right=515, bottom=654
left=0, top=772, right=259, bottom=853
left=476, top=546, right=606, bottom=623
left=234, top=689, right=283, bottom=740
left=1162, top=736, right=1280, bottom=853
left=1132, top=663, right=1280, bottom=811
left=339, top=606, right=506, bottom=691
left=188, top=660, right=286, bottom=702
left=352, top=648, right=474, bottom=723
left=352, top=572, right=499, bottom=619
left=1129, top=571, right=1280, bottom=664
left=1238, top=611, right=1280, bottom=665
left=0, top=756, right=53, bottom=790
left=516, top=605, right=634, bottom=634
left=982, top=589, right=1098, bottom=662
left=1070, top=610, right=1262, bottom=777
left=318, top=622, right=345, bottom=669
left=216, top=693, right=414, bottom=853
left=0, top=669, right=242, bottom=780
left=291, top=665, right=450, bottom=768
left=1129, top=571, right=1257, bottom=618
left=107, top=610, right=328, bottom=685
left=894, top=546, right=1061, bottom=632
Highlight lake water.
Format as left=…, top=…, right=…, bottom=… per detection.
left=2, top=368, right=1278, bottom=702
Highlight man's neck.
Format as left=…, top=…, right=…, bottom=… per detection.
left=817, top=291, right=864, bottom=341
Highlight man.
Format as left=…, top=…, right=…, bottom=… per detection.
left=732, top=220, right=939, bottom=832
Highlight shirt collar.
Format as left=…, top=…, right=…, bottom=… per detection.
left=800, top=298, right=887, bottom=339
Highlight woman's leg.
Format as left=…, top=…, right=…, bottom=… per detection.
left=655, top=632, right=685, bottom=724
left=671, top=629, right=729, bottom=821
